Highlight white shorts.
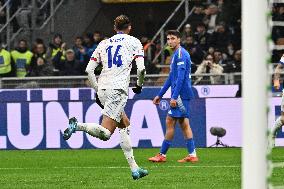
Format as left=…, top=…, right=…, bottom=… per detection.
left=97, top=89, right=128, bottom=123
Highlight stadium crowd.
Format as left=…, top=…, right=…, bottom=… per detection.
left=0, top=0, right=247, bottom=85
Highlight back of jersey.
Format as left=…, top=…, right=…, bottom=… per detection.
left=95, top=33, right=143, bottom=92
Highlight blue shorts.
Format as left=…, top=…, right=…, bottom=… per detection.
left=168, top=99, right=190, bottom=118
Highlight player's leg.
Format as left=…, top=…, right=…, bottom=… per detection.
left=63, top=89, right=121, bottom=141
left=148, top=115, right=177, bottom=162
left=270, top=112, right=284, bottom=148
left=177, top=118, right=198, bottom=163
left=117, top=112, right=148, bottom=180
left=270, top=93, right=284, bottom=148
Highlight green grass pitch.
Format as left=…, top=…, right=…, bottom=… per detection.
left=0, top=148, right=283, bottom=189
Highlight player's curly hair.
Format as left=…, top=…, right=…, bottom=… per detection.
left=114, top=15, right=131, bottom=30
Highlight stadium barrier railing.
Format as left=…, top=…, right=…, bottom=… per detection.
left=0, top=73, right=242, bottom=89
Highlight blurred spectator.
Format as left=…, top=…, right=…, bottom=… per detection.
left=203, top=4, right=223, bottom=33
left=213, top=49, right=227, bottom=67
left=273, top=5, right=284, bottom=21
left=73, top=36, right=89, bottom=73
left=181, top=24, right=193, bottom=43
left=194, top=22, right=211, bottom=51
left=272, top=25, right=284, bottom=45
left=194, top=54, right=224, bottom=84
left=93, top=31, right=102, bottom=45
left=209, top=23, right=230, bottom=52
left=164, top=45, right=173, bottom=64
left=83, top=33, right=96, bottom=58
left=182, top=36, right=204, bottom=65
left=31, top=38, right=45, bottom=53
left=55, top=49, right=81, bottom=76
left=27, top=56, right=53, bottom=77
left=225, top=42, right=235, bottom=60
left=207, top=46, right=215, bottom=56
left=30, top=42, right=47, bottom=72
left=0, top=41, right=13, bottom=77
left=46, top=33, right=66, bottom=68
left=11, top=39, right=33, bottom=77
left=187, top=5, right=205, bottom=30
left=226, top=50, right=241, bottom=73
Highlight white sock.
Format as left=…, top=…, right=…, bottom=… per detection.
left=189, top=149, right=197, bottom=157
left=119, top=126, right=139, bottom=172
left=269, top=117, right=284, bottom=148
left=76, top=123, right=111, bottom=141
left=272, top=117, right=283, bottom=137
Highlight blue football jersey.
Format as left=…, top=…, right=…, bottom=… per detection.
left=158, top=46, right=194, bottom=100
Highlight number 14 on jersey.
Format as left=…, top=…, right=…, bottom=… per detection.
left=106, top=45, right=122, bottom=68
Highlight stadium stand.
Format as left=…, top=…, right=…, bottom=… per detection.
left=0, top=0, right=247, bottom=88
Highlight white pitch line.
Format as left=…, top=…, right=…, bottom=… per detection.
left=0, top=165, right=240, bottom=170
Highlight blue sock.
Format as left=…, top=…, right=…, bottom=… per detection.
left=186, top=138, right=196, bottom=154
left=160, top=140, right=172, bottom=155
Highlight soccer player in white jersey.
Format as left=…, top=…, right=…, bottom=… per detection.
left=62, top=15, right=148, bottom=180
left=271, top=54, right=284, bottom=147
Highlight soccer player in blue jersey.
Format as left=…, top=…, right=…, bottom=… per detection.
left=148, top=30, right=198, bottom=163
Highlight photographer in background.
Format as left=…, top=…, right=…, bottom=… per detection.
left=194, top=54, right=224, bottom=84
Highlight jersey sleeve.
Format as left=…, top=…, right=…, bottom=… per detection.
left=172, top=49, right=186, bottom=100
left=133, top=38, right=144, bottom=59
left=175, top=49, right=186, bottom=70
left=90, top=43, right=102, bottom=64
left=158, top=76, right=171, bottom=98
left=85, top=43, right=103, bottom=91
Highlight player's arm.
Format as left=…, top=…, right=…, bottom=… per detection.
left=85, top=48, right=100, bottom=92
left=134, top=56, right=146, bottom=90
left=85, top=47, right=104, bottom=108
left=274, top=55, right=284, bottom=90
left=172, top=58, right=186, bottom=100
left=152, top=76, right=171, bottom=105
left=132, top=40, right=146, bottom=94
left=158, top=77, right=171, bottom=98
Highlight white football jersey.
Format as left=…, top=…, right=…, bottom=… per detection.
left=89, top=33, right=144, bottom=92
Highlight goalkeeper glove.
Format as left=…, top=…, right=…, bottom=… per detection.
left=95, top=93, right=104, bottom=109
left=132, top=84, right=142, bottom=94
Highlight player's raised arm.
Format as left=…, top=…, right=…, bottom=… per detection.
left=85, top=47, right=101, bottom=92
left=274, top=55, right=284, bottom=90
left=132, top=40, right=146, bottom=94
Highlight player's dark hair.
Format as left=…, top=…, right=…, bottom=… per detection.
left=114, top=15, right=131, bottom=30
left=165, top=30, right=181, bottom=38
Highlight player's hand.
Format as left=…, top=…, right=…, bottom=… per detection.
left=95, top=93, right=104, bottom=109
left=170, top=99, right=177, bottom=108
left=153, top=96, right=160, bottom=105
left=274, top=79, right=280, bottom=90
left=132, top=84, right=142, bottom=94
